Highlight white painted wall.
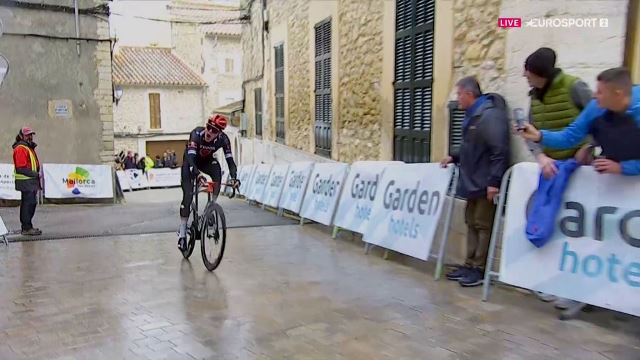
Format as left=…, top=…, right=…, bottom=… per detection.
left=113, top=86, right=204, bottom=135
left=239, top=138, right=336, bottom=166
left=109, top=0, right=172, bottom=48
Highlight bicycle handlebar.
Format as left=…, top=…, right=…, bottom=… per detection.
left=195, top=179, right=240, bottom=199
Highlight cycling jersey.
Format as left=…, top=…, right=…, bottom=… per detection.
left=184, top=126, right=237, bottom=179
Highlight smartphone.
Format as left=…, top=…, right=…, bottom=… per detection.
left=513, top=108, right=526, bottom=129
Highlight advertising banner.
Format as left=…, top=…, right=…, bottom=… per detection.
left=43, top=164, right=113, bottom=199
left=499, top=162, right=640, bottom=317
left=279, top=162, right=315, bottom=214
left=147, top=168, right=181, bottom=188
left=126, top=169, right=149, bottom=190
left=247, top=164, right=272, bottom=201
left=0, top=164, right=21, bottom=200
left=334, top=161, right=400, bottom=234
left=299, top=163, right=349, bottom=226
left=364, top=163, right=453, bottom=260
left=262, top=164, right=289, bottom=208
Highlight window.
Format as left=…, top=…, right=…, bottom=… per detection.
left=255, top=88, right=263, bottom=137
left=225, top=58, right=234, bottom=73
left=393, top=0, right=435, bottom=163
left=274, top=44, right=285, bottom=143
left=149, top=93, right=161, bottom=129
left=314, top=18, right=332, bottom=157
left=447, top=101, right=465, bottom=155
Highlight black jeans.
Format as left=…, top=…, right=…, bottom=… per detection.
left=20, top=190, right=37, bottom=231
left=180, top=160, right=221, bottom=218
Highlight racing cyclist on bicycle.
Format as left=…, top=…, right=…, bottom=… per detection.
left=177, top=114, right=239, bottom=251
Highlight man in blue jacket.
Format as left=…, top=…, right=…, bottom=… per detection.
left=521, top=67, right=640, bottom=175
left=441, top=76, right=510, bottom=287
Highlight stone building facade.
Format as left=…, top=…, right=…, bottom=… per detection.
left=0, top=0, right=114, bottom=164
left=241, top=0, right=639, bottom=165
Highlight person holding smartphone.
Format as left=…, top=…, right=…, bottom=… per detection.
left=521, top=48, right=592, bottom=179
left=520, top=67, right=640, bottom=177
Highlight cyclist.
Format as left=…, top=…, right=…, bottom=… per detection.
left=178, top=114, right=239, bottom=251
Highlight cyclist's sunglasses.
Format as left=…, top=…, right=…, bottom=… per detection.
left=206, top=124, right=220, bottom=134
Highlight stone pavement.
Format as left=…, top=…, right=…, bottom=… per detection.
left=0, top=225, right=639, bottom=360
left=0, top=189, right=294, bottom=240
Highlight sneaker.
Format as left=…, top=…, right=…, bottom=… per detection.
left=554, top=298, right=580, bottom=310
left=446, top=266, right=471, bottom=281
left=459, top=268, right=484, bottom=287
left=533, top=291, right=557, bottom=302
left=21, top=228, right=42, bottom=236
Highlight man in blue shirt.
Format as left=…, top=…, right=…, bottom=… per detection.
left=520, top=67, right=640, bottom=176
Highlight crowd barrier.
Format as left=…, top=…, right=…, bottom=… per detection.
left=0, top=163, right=115, bottom=200
left=235, top=160, right=459, bottom=279
left=116, top=168, right=181, bottom=191
left=238, top=160, right=640, bottom=318
left=482, top=162, right=640, bottom=317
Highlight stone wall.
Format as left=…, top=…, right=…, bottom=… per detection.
left=0, top=2, right=114, bottom=164
left=336, top=0, right=384, bottom=163
left=203, top=35, right=243, bottom=113
left=241, top=0, right=266, bottom=138
left=452, top=0, right=506, bottom=94
left=285, top=0, right=311, bottom=152
left=96, top=18, right=115, bottom=163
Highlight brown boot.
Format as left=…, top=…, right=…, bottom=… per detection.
left=21, top=228, right=42, bottom=236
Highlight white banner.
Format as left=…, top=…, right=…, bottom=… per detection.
left=126, top=169, right=149, bottom=190
left=364, top=163, right=453, bottom=260
left=237, top=164, right=256, bottom=197
left=279, top=162, right=314, bottom=214
left=299, top=163, right=349, bottom=226
left=0, top=215, right=7, bottom=236
left=262, top=164, right=289, bottom=208
left=43, top=164, right=114, bottom=199
left=0, top=164, right=20, bottom=200
left=334, top=161, right=401, bottom=234
left=247, top=164, right=272, bottom=201
left=147, top=168, right=181, bottom=188
left=116, top=170, right=131, bottom=192
left=500, top=162, right=640, bottom=317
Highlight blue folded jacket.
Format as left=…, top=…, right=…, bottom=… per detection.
left=526, top=159, right=580, bottom=248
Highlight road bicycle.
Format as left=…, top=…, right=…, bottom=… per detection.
left=180, top=176, right=240, bottom=271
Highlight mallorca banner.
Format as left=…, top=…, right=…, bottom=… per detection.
left=43, top=164, right=113, bottom=199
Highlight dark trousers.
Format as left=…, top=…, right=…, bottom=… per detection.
left=180, top=160, right=221, bottom=218
left=464, top=197, right=496, bottom=270
left=20, top=190, right=37, bottom=231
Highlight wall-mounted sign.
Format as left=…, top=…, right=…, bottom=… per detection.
left=48, top=99, right=73, bottom=119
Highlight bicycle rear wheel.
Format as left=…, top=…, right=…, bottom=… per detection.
left=201, top=202, right=226, bottom=271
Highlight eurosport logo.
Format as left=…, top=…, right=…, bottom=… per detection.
left=498, top=17, right=609, bottom=29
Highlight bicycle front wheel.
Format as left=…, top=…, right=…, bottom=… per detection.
left=200, top=202, right=227, bottom=271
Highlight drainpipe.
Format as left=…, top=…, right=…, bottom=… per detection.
left=74, top=0, right=80, bottom=56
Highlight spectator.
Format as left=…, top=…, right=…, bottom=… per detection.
left=155, top=155, right=164, bottom=168
left=440, top=77, right=510, bottom=287
left=163, top=152, right=170, bottom=168
left=143, top=155, right=154, bottom=173
left=124, top=151, right=137, bottom=170
left=136, top=155, right=146, bottom=171
left=170, top=150, right=178, bottom=168
left=522, top=47, right=593, bottom=310
left=12, top=127, right=42, bottom=236
left=520, top=67, right=640, bottom=176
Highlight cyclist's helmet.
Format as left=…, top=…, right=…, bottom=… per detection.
left=207, top=114, right=228, bottom=131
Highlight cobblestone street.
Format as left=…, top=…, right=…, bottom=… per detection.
left=1, top=222, right=639, bottom=360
